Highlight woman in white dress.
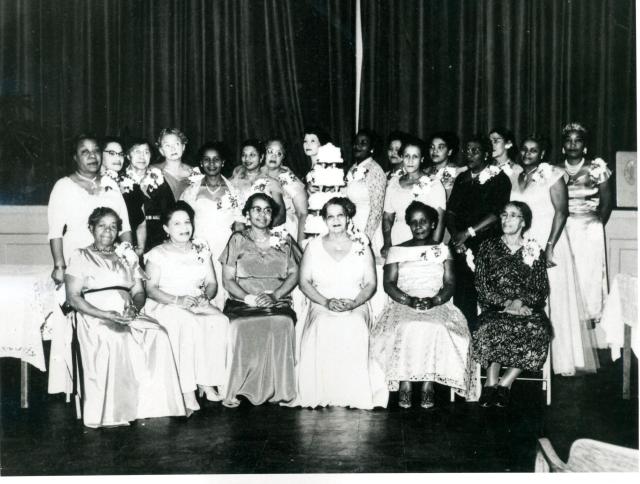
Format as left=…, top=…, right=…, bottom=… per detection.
left=371, top=201, right=476, bottom=408
left=346, top=129, right=386, bottom=257
left=261, top=138, right=309, bottom=242
left=561, top=122, right=613, bottom=325
left=511, top=134, right=598, bottom=376
left=381, top=137, right=446, bottom=257
left=47, top=134, right=132, bottom=395
left=423, top=131, right=466, bottom=199
left=291, top=197, right=386, bottom=409
left=144, top=201, right=230, bottom=415
left=64, top=207, right=185, bottom=427
left=181, top=142, right=242, bottom=309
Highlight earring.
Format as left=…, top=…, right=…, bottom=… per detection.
left=583, top=147, right=588, bottom=154
left=561, top=148, right=565, bottom=154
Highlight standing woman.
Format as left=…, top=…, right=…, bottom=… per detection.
left=489, top=127, right=522, bottom=182
left=144, top=201, right=230, bottom=415
left=291, top=198, right=386, bottom=409
left=262, top=138, right=308, bottom=242
left=219, top=193, right=299, bottom=407
left=346, top=129, right=386, bottom=256
left=144, top=128, right=199, bottom=251
left=446, top=135, right=511, bottom=332
left=181, top=142, right=241, bottom=309
left=47, top=134, right=132, bottom=394
left=511, top=134, right=598, bottom=375
left=100, top=137, right=125, bottom=177
left=385, top=131, right=408, bottom=178
left=423, top=131, right=466, bottom=199
left=382, top=137, right=446, bottom=257
left=230, top=139, right=287, bottom=228
left=562, top=122, right=613, bottom=325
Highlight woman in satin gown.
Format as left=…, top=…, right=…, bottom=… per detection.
left=219, top=193, right=299, bottom=407
left=144, top=201, right=230, bottom=415
left=290, top=197, right=387, bottom=409
left=371, top=201, right=477, bottom=409
left=64, top=207, right=185, bottom=428
left=511, top=134, right=598, bottom=375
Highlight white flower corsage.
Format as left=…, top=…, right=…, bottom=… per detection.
left=465, top=249, right=476, bottom=272
left=437, top=166, right=458, bottom=187
left=346, top=164, right=369, bottom=183
left=530, top=163, right=553, bottom=184
left=101, top=168, right=120, bottom=182
left=191, top=238, right=210, bottom=264
left=268, top=226, right=289, bottom=251
left=278, top=171, right=298, bottom=186
left=588, top=158, right=609, bottom=184
left=114, top=242, right=139, bottom=267
left=188, top=167, right=204, bottom=185
left=411, top=175, right=435, bottom=198
left=118, top=168, right=139, bottom=194
left=251, top=177, right=271, bottom=195
left=346, top=223, right=368, bottom=256
left=477, top=165, right=501, bottom=184
left=216, top=191, right=240, bottom=210
left=522, top=238, right=542, bottom=267
left=141, top=167, right=164, bottom=193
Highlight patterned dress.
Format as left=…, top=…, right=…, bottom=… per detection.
left=472, top=237, right=551, bottom=371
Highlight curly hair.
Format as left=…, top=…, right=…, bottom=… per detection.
left=242, top=193, right=280, bottom=228
left=320, top=197, right=357, bottom=219
left=404, top=201, right=439, bottom=226
left=156, top=128, right=188, bottom=148
left=502, top=201, right=533, bottom=233
left=88, top=207, right=122, bottom=232
left=162, top=200, right=195, bottom=228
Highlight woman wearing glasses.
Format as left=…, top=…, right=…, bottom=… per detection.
left=510, top=134, right=598, bottom=376
left=219, top=193, right=299, bottom=407
left=472, top=201, right=550, bottom=407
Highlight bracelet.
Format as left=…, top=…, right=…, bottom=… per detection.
left=432, top=295, right=442, bottom=306
left=54, top=265, right=66, bottom=270
left=546, top=242, right=554, bottom=246
left=466, top=226, right=477, bottom=238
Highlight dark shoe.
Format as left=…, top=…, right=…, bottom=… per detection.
left=479, top=385, right=497, bottom=407
left=494, top=386, right=510, bottom=407
left=420, top=390, right=435, bottom=409
left=398, top=390, right=412, bottom=409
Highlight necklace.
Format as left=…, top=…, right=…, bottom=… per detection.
left=76, top=171, right=98, bottom=188
left=501, top=235, right=523, bottom=252
left=92, top=244, right=115, bottom=254
left=204, top=180, right=224, bottom=196
left=564, top=158, right=585, bottom=177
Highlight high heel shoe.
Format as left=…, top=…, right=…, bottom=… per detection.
left=197, top=385, right=222, bottom=402
left=494, top=386, right=510, bottom=407
left=478, top=385, right=497, bottom=408
left=183, top=391, right=200, bottom=417
left=420, top=390, right=435, bottom=409
left=398, top=389, right=412, bottom=409
left=222, top=397, right=241, bottom=408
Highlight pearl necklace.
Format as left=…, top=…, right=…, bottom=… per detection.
left=204, top=180, right=224, bottom=196
left=564, top=158, right=585, bottom=177
left=76, top=171, right=98, bottom=188
left=92, top=244, right=114, bottom=254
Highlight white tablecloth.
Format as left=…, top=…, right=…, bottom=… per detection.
left=0, top=265, right=62, bottom=371
left=600, top=273, right=638, bottom=361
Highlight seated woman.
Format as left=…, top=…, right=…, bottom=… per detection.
left=64, top=207, right=185, bottom=428
left=472, top=201, right=550, bottom=408
left=290, top=197, right=386, bottom=409
left=144, top=201, right=230, bottom=415
left=219, top=193, right=299, bottom=407
left=371, top=201, right=476, bottom=409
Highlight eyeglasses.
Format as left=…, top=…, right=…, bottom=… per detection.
left=103, top=150, right=124, bottom=157
left=465, top=147, right=483, bottom=154
left=500, top=212, right=523, bottom=220
left=250, top=206, right=273, bottom=215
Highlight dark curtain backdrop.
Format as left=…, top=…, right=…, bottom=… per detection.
left=0, top=0, right=355, bottom=204
left=359, top=0, right=636, bottom=170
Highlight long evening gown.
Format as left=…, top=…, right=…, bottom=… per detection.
left=144, top=243, right=230, bottom=394
left=510, top=164, right=599, bottom=375
left=219, top=230, right=298, bottom=405
left=370, top=245, right=478, bottom=400
left=288, top=237, right=387, bottom=409
left=66, top=247, right=185, bottom=428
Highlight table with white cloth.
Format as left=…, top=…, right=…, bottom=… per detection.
left=600, top=273, right=638, bottom=399
left=0, top=264, right=61, bottom=408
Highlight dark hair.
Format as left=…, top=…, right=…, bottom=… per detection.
left=240, top=138, right=264, bottom=158
left=320, top=197, right=357, bottom=219
left=562, top=121, right=590, bottom=145
left=265, top=137, right=287, bottom=157
left=197, top=141, right=229, bottom=163
left=101, top=136, right=124, bottom=151
left=162, top=200, right=195, bottom=227
left=88, top=207, right=122, bottom=232
left=386, top=130, right=409, bottom=147
left=353, top=128, right=380, bottom=158
left=520, top=133, right=549, bottom=161
left=503, top=201, right=533, bottom=233
left=427, top=131, right=460, bottom=159
left=489, top=127, right=518, bottom=160
left=71, top=133, right=100, bottom=156
left=404, top=201, right=439, bottom=226
left=465, top=134, right=492, bottom=158
left=156, top=128, right=188, bottom=147
left=303, top=126, right=331, bottom=146
left=126, top=137, right=152, bottom=157
left=400, top=136, right=425, bottom=157
left=242, top=192, right=280, bottom=227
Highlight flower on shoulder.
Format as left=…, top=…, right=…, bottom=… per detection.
left=588, top=157, right=609, bottom=183
left=188, top=167, right=205, bottom=185
left=530, top=162, right=553, bottom=184
left=251, top=177, right=271, bottom=195
left=118, top=171, right=136, bottom=194
left=522, top=238, right=542, bottom=267
left=278, top=170, right=298, bottom=186
left=216, top=191, right=240, bottom=210
left=465, top=249, right=476, bottom=272
left=439, top=166, right=458, bottom=186
left=346, top=164, right=369, bottom=183
left=478, top=165, right=501, bottom=184
left=115, top=242, right=139, bottom=267
left=101, top=168, right=119, bottom=182
left=191, top=238, right=211, bottom=264
left=346, top=222, right=368, bottom=256
left=141, top=167, right=164, bottom=193
left=268, top=226, right=289, bottom=251
left=411, top=175, right=434, bottom=198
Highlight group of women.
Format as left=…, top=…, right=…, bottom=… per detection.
left=47, top=122, right=612, bottom=427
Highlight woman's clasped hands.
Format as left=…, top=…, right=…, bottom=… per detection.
left=502, top=298, right=533, bottom=316
left=325, top=298, right=358, bottom=312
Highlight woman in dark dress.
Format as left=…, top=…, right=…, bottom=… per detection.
left=445, top=135, right=511, bottom=332
left=472, top=201, right=550, bottom=407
